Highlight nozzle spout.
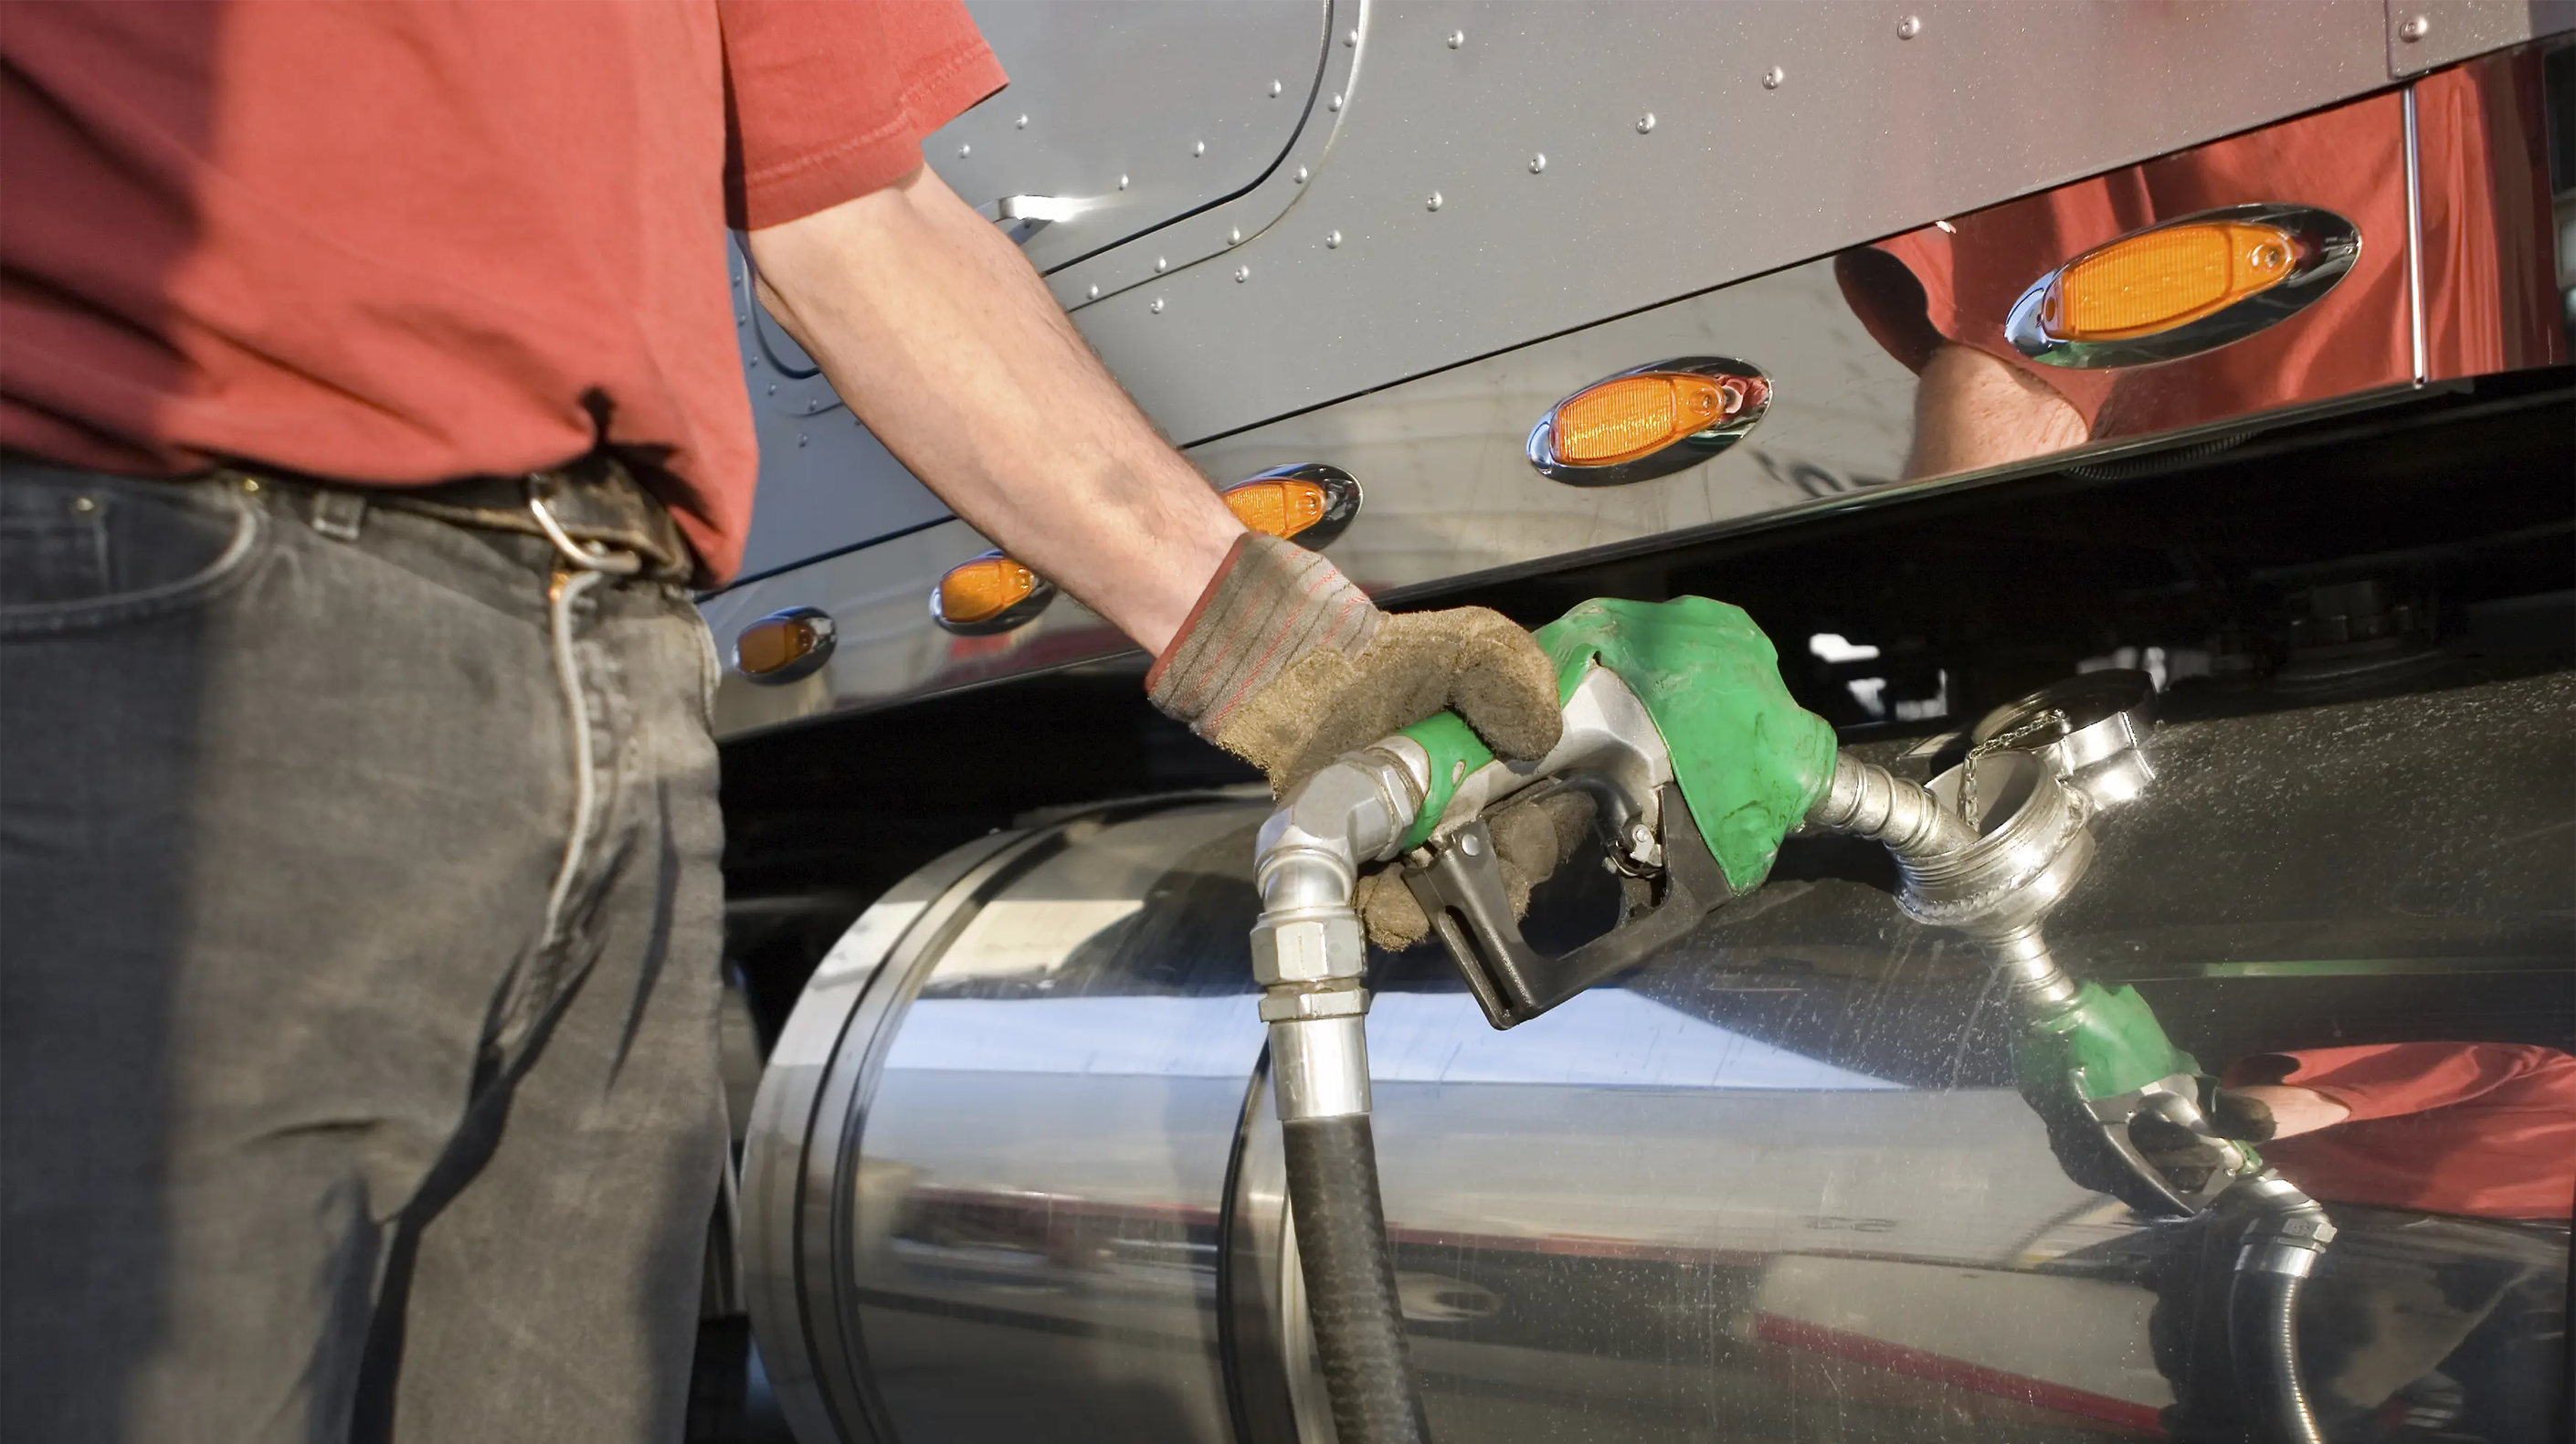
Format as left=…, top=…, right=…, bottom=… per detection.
left=1806, top=754, right=1980, bottom=862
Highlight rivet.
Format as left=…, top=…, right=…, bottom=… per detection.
left=766, top=382, right=777, bottom=395
left=1087, top=284, right=1102, bottom=299
left=1155, top=257, right=1168, bottom=272
left=1328, top=92, right=1343, bottom=111
left=1015, top=113, right=1029, bottom=128
left=1460, top=832, right=1482, bottom=857
left=1528, top=153, right=1547, bottom=174
left=1635, top=112, right=1656, bottom=133
left=69, top=495, right=96, bottom=513
left=1425, top=192, right=1442, bottom=212
left=240, top=478, right=261, bottom=493
left=1294, top=166, right=1310, bottom=184
left=1229, top=227, right=1244, bottom=246
left=797, top=433, right=809, bottom=448
left=1325, top=230, right=1343, bottom=248
left=747, top=355, right=760, bottom=368
left=1233, top=266, right=1251, bottom=283
left=1762, top=66, right=1785, bottom=89
left=957, top=142, right=971, bottom=157
left=1118, top=174, right=1131, bottom=190
left=1447, top=29, right=1465, bottom=47
left=1150, top=297, right=1166, bottom=313
left=1270, top=79, right=1283, bottom=98
left=1193, top=140, right=1206, bottom=156
left=2398, top=14, right=2429, bottom=40
left=1934, top=218, right=1957, bottom=234
left=736, top=314, right=746, bottom=327
left=1896, top=15, right=1921, bottom=38
left=1345, top=28, right=1358, bottom=46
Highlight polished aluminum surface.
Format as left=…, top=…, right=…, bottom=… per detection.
left=705, top=59, right=2567, bottom=740
left=935, top=1, right=1334, bottom=275
left=746, top=672, right=2574, bottom=1443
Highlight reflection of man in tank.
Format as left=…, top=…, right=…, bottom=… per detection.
left=2154, top=1042, right=2574, bottom=1440
left=1832, top=67, right=2547, bottom=485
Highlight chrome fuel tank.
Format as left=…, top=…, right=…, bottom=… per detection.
left=744, top=671, right=2574, bottom=1444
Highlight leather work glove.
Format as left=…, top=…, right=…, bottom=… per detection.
left=1349, top=788, right=1597, bottom=951
left=1149, top=533, right=1563, bottom=799
left=2127, top=1086, right=2279, bottom=1196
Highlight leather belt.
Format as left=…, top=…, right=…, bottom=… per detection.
left=226, top=453, right=696, bottom=580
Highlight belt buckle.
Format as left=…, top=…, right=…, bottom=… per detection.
left=525, top=473, right=642, bottom=576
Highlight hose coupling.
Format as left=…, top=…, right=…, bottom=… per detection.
left=2235, top=1175, right=2338, bottom=1279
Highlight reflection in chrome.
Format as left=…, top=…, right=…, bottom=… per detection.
left=2005, top=204, right=2361, bottom=369
left=926, top=549, right=1059, bottom=637
left=1526, top=357, right=1774, bottom=486
left=744, top=671, right=2572, bottom=1444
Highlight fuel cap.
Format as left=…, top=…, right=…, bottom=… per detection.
left=1970, top=669, right=2158, bottom=809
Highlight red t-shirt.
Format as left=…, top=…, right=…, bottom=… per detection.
left=2224, top=1043, right=2576, bottom=1221
left=0, top=1, right=1005, bottom=583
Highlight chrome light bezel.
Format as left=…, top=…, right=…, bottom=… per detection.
left=928, top=551, right=1059, bottom=637
left=2004, top=204, right=2361, bottom=370
left=1224, top=461, right=1365, bottom=550
left=1526, top=357, right=1773, bottom=487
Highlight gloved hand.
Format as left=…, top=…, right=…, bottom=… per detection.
left=2128, top=1086, right=2279, bottom=1196
left=1350, top=788, right=1598, bottom=951
left=1148, top=533, right=1563, bottom=798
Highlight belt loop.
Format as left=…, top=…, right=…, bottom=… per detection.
left=311, top=488, right=367, bottom=543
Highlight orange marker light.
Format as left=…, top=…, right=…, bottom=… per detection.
left=2041, top=221, right=2297, bottom=342
left=736, top=615, right=821, bottom=677
left=1552, top=374, right=1737, bottom=467
left=936, top=555, right=1039, bottom=626
left=1222, top=478, right=1331, bottom=540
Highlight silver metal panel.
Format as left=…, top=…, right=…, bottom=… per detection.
left=1061, top=1, right=2398, bottom=444
left=930, top=1, right=1331, bottom=273
left=704, top=10, right=2568, bottom=728
left=744, top=671, right=2576, bottom=1443
left=2385, top=0, right=2576, bottom=77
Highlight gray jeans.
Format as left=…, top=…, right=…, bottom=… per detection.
left=1, top=459, right=727, bottom=1442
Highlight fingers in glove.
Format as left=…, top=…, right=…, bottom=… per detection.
left=1422, top=607, right=1564, bottom=761
left=1485, top=790, right=1598, bottom=893
left=1354, top=869, right=1431, bottom=952
left=2205, top=1087, right=2279, bottom=1144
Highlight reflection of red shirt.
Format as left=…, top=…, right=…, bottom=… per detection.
left=1836, top=60, right=2561, bottom=439
left=2222, top=1044, right=2576, bottom=1221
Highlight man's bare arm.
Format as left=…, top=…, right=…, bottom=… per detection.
left=744, top=163, right=1241, bottom=656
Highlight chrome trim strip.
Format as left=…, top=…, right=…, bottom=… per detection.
left=2404, top=83, right=2428, bottom=385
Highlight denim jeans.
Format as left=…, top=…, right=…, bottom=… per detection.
left=0, top=458, right=727, bottom=1442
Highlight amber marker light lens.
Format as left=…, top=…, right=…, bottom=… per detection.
left=2040, top=221, right=2298, bottom=342
left=1552, top=374, right=1735, bottom=467
left=735, top=616, right=818, bottom=677
left=936, top=555, right=1040, bottom=625
left=1221, top=478, right=1330, bottom=540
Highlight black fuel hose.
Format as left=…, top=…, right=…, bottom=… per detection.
left=2229, top=1187, right=2334, bottom=1444
left=1282, top=1114, right=1431, bottom=1444
left=2228, top=1268, right=2324, bottom=1444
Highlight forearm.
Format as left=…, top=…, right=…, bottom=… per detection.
left=744, top=164, right=1241, bottom=655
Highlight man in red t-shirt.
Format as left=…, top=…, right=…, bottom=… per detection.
left=0, top=5, right=1564, bottom=1440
